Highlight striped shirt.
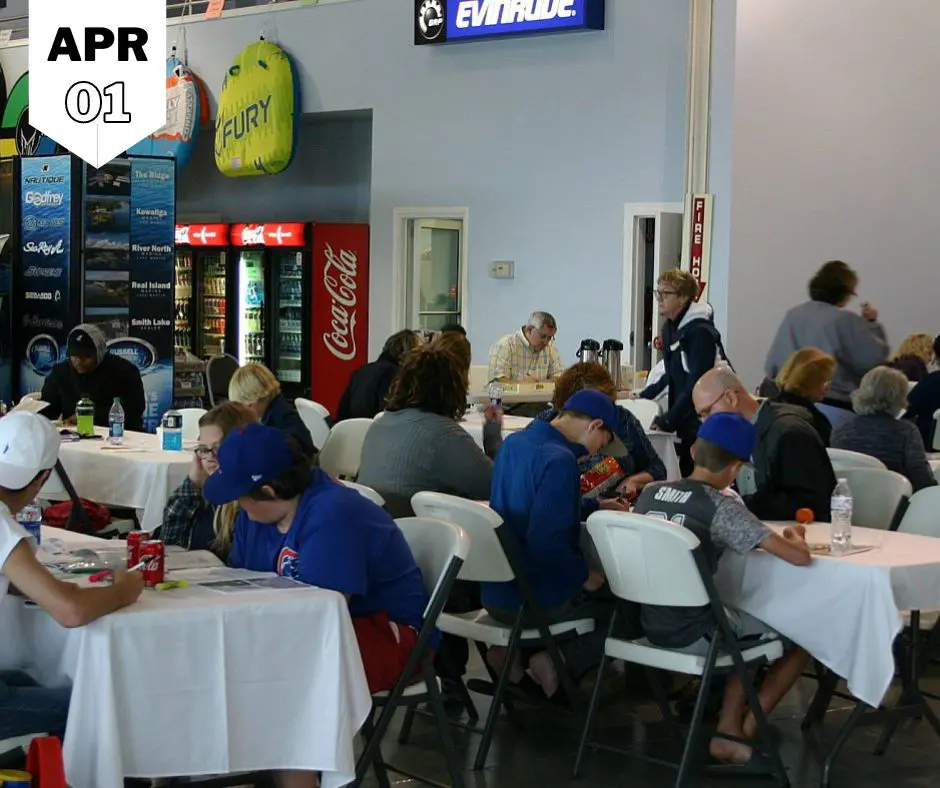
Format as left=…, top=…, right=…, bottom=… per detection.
left=487, top=330, right=562, bottom=383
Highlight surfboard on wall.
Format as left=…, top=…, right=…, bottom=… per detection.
left=0, top=63, right=6, bottom=133
left=127, top=56, right=210, bottom=171
left=214, top=39, right=300, bottom=177
left=0, top=72, right=62, bottom=158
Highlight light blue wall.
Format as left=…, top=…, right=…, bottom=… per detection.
left=0, top=0, right=690, bottom=360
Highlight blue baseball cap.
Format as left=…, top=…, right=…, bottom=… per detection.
left=562, top=389, right=629, bottom=457
left=696, top=412, right=755, bottom=462
left=203, top=423, right=295, bottom=505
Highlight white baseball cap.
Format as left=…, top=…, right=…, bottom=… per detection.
left=0, top=413, right=61, bottom=490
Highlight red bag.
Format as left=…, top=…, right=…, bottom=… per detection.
left=25, top=736, right=67, bottom=788
left=41, top=499, right=112, bottom=533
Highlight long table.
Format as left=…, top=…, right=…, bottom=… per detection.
left=0, top=528, right=372, bottom=788
left=53, top=429, right=190, bottom=531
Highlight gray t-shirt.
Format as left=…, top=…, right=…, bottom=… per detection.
left=634, top=479, right=772, bottom=647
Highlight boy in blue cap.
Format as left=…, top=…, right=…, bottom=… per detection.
left=634, top=412, right=811, bottom=763
left=482, top=389, right=630, bottom=701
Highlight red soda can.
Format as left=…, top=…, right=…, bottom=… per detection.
left=140, top=540, right=165, bottom=588
left=127, top=531, right=146, bottom=568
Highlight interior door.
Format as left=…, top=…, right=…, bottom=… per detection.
left=651, top=211, right=684, bottom=365
left=409, top=219, right=463, bottom=333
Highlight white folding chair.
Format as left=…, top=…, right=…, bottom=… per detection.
left=827, top=448, right=887, bottom=473
left=339, top=480, right=385, bottom=508
left=411, top=491, right=594, bottom=770
left=898, top=486, right=940, bottom=537
left=19, top=392, right=42, bottom=403
left=616, top=398, right=660, bottom=430
left=176, top=408, right=207, bottom=441
left=575, top=511, right=787, bottom=787
left=839, top=467, right=913, bottom=530
left=317, top=417, right=372, bottom=479
left=294, top=397, right=331, bottom=452
left=356, top=517, right=470, bottom=788
left=933, top=409, right=940, bottom=451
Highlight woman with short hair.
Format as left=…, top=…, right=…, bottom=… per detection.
left=774, top=348, right=836, bottom=446
left=888, top=332, right=934, bottom=382
left=831, top=366, right=937, bottom=492
left=228, top=362, right=315, bottom=457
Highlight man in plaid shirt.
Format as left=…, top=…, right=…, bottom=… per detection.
left=487, top=311, right=563, bottom=384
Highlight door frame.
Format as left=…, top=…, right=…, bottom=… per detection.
left=392, top=207, right=470, bottom=334
left=621, top=201, right=684, bottom=369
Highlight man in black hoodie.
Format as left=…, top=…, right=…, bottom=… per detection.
left=335, top=329, right=420, bottom=421
left=692, top=367, right=836, bottom=522
left=40, top=324, right=146, bottom=431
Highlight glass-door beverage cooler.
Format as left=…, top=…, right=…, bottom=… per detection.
left=174, top=223, right=231, bottom=359
left=229, top=223, right=310, bottom=398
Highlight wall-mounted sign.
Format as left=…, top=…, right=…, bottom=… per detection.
left=683, top=193, right=713, bottom=303
left=175, top=223, right=230, bottom=247
left=415, top=0, right=605, bottom=45
left=230, top=222, right=307, bottom=247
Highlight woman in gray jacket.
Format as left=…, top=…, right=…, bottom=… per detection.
left=765, top=260, right=889, bottom=423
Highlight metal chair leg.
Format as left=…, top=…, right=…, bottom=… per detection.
left=801, top=662, right=838, bottom=731
left=573, top=652, right=608, bottom=778
left=423, top=660, right=467, bottom=788
left=473, top=622, right=523, bottom=770
left=398, top=705, right=417, bottom=745
left=675, top=640, right=718, bottom=788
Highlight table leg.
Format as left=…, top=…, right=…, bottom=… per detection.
left=820, top=700, right=868, bottom=788
left=801, top=662, right=838, bottom=731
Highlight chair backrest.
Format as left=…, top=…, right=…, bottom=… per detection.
left=586, top=510, right=709, bottom=607
left=933, top=409, right=940, bottom=451
left=838, top=467, right=913, bottom=530
left=898, top=486, right=940, bottom=537
left=176, top=408, right=207, bottom=441
left=317, top=417, right=373, bottom=478
left=395, top=517, right=471, bottom=615
left=469, top=365, right=488, bottom=394
left=340, top=480, right=385, bottom=508
left=39, top=466, right=67, bottom=498
left=411, top=491, right=514, bottom=583
left=295, top=397, right=331, bottom=452
left=20, top=392, right=42, bottom=403
left=827, top=448, right=887, bottom=472
left=205, top=354, right=239, bottom=408
left=616, top=398, right=660, bottom=430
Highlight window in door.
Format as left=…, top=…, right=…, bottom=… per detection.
left=405, top=218, right=464, bottom=333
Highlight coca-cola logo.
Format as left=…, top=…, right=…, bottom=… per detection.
left=322, top=243, right=359, bottom=362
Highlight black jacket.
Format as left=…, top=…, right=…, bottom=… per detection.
left=262, top=394, right=316, bottom=457
left=641, top=301, right=724, bottom=439
left=41, top=354, right=146, bottom=430
left=906, top=370, right=940, bottom=447
left=747, top=400, right=836, bottom=522
left=336, top=354, right=400, bottom=422
left=774, top=391, right=832, bottom=447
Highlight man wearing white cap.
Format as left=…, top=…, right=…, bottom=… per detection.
left=0, top=412, right=143, bottom=740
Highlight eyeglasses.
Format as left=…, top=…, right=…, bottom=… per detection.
left=527, top=327, right=556, bottom=344
left=195, top=446, right=218, bottom=459
left=654, top=289, right=678, bottom=301
left=696, top=390, right=729, bottom=421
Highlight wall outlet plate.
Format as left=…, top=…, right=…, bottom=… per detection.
left=491, top=260, right=515, bottom=279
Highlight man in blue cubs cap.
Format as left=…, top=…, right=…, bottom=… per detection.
left=204, top=423, right=431, bottom=788
left=634, top=411, right=811, bottom=764
left=481, top=388, right=632, bottom=703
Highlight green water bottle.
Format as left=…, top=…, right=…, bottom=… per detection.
left=76, top=395, right=95, bottom=437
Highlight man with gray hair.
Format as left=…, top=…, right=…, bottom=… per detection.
left=693, top=366, right=836, bottom=521
left=487, top=310, right=562, bottom=385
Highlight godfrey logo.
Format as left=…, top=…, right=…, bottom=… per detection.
left=24, top=265, right=64, bottom=278
left=415, top=0, right=604, bottom=45
left=24, top=190, right=65, bottom=207
left=322, top=243, right=359, bottom=362
left=23, top=240, right=66, bottom=257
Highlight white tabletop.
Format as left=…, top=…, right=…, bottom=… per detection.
left=0, top=528, right=372, bottom=788
left=716, top=522, right=940, bottom=708
left=460, top=411, right=682, bottom=481
left=55, top=428, right=191, bottom=531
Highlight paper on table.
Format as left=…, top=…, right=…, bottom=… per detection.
left=11, top=398, right=50, bottom=414
left=808, top=543, right=877, bottom=557
left=164, top=550, right=224, bottom=572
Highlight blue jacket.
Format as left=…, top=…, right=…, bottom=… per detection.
left=263, top=394, right=317, bottom=456
left=482, top=419, right=588, bottom=612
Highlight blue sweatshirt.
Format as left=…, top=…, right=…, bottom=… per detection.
left=229, top=468, right=429, bottom=629
left=482, top=419, right=588, bottom=612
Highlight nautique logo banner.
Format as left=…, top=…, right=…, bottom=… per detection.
left=28, top=0, right=166, bottom=167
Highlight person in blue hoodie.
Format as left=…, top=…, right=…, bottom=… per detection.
left=482, top=389, right=630, bottom=701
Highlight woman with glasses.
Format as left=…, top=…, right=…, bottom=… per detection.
left=157, top=402, right=257, bottom=559
left=639, top=269, right=729, bottom=476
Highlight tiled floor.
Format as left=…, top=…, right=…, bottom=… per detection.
left=361, top=655, right=940, bottom=788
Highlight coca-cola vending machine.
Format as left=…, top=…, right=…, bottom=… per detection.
left=311, top=223, right=370, bottom=415
left=229, top=222, right=310, bottom=399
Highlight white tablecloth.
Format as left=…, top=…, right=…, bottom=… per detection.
left=0, top=528, right=372, bottom=788
left=460, top=412, right=682, bottom=481
left=929, top=458, right=940, bottom=483
left=716, top=523, right=940, bottom=708
left=55, top=429, right=190, bottom=531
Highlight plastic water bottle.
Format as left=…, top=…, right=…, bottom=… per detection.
left=17, top=500, right=42, bottom=548
left=489, top=381, right=503, bottom=409
left=76, top=395, right=95, bottom=437
left=108, top=397, right=125, bottom=445
left=830, top=478, right=853, bottom=554
left=162, top=409, right=183, bottom=452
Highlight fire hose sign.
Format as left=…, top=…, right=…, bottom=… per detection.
left=28, top=0, right=165, bottom=167
left=687, top=194, right=713, bottom=303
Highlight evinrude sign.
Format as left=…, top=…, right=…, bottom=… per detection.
left=415, top=0, right=605, bottom=45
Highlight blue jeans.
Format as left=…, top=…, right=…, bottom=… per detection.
left=0, top=670, right=71, bottom=740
